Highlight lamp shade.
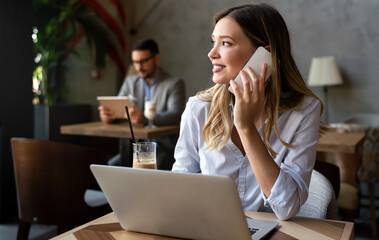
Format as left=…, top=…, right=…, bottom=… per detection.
left=308, top=56, right=343, bottom=87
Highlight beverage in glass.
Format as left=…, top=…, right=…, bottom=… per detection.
left=144, top=101, right=156, bottom=128
left=132, top=142, right=157, bottom=169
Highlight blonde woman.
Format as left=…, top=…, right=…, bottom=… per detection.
left=172, top=3, right=323, bottom=220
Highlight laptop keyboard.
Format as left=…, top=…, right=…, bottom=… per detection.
left=249, top=227, right=259, bottom=236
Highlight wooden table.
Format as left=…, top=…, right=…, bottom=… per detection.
left=61, top=122, right=364, bottom=153
left=60, top=121, right=180, bottom=139
left=51, top=211, right=354, bottom=240
left=61, top=121, right=180, bottom=166
left=316, top=131, right=365, bottom=188
left=317, top=131, right=365, bottom=154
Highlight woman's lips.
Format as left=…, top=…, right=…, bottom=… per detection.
left=212, top=64, right=225, bottom=73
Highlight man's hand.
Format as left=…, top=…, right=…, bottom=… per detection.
left=98, top=105, right=117, bottom=123
left=127, top=105, right=144, bottom=124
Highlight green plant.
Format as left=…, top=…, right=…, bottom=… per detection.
left=32, top=0, right=110, bottom=105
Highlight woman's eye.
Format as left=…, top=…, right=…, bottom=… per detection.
left=210, top=40, right=231, bottom=47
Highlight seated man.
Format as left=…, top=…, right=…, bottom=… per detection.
left=98, top=38, right=186, bottom=170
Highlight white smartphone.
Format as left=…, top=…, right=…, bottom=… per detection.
left=228, top=46, right=272, bottom=94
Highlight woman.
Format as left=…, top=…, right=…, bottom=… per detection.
left=172, top=3, right=323, bottom=220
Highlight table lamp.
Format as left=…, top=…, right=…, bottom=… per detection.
left=308, top=56, right=343, bottom=123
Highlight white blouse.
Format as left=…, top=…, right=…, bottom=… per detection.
left=172, top=95, right=321, bottom=220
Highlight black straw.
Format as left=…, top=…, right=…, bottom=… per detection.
left=125, top=106, right=136, bottom=144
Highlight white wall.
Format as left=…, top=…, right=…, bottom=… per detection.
left=64, top=0, right=379, bottom=123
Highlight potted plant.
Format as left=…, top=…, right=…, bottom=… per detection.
left=32, top=0, right=110, bottom=105
left=32, top=0, right=111, bottom=141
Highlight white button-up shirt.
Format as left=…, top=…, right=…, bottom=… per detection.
left=172, top=95, right=321, bottom=220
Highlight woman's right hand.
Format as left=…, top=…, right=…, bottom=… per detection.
left=98, top=105, right=117, bottom=123
left=229, top=64, right=267, bottom=132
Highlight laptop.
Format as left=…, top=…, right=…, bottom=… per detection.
left=90, top=165, right=278, bottom=240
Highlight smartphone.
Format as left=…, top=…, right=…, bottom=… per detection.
left=228, top=46, right=272, bottom=94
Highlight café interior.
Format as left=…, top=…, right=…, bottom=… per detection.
left=1, top=0, right=378, bottom=239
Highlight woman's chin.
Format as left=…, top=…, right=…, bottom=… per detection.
left=212, top=77, right=230, bottom=85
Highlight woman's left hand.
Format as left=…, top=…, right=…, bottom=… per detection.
left=229, top=63, right=267, bottom=131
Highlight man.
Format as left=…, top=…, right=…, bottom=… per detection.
left=98, top=38, right=186, bottom=170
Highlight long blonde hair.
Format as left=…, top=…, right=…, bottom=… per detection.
left=198, top=3, right=323, bottom=158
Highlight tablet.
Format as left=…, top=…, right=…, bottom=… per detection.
left=97, top=96, right=132, bottom=118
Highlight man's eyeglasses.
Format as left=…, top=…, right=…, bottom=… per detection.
left=132, top=55, right=155, bottom=65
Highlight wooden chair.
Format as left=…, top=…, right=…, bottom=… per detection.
left=11, top=138, right=112, bottom=240
left=314, top=160, right=340, bottom=198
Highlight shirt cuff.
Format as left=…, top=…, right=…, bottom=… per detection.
left=261, top=169, right=296, bottom=208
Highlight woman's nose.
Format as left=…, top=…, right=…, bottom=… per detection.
left=208, top=46, right=219, bottom=60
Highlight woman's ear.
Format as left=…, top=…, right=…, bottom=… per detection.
left=264, top=45, right=271, bottom=52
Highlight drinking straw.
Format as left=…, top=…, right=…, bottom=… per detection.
left=125, top=106, right=139, bottom=162
left=125, top=106, right=136, bottom=143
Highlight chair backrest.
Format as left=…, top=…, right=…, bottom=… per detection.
left=297, top=170, right=337, bottom=219
left=314, top=160, right=340, bottom=198
left=11, top=138, right=110, bottom=226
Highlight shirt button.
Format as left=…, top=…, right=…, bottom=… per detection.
left=239, top=188, right=244, bottom=192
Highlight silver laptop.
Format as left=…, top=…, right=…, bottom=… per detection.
left=90, top=165, right=278, bottom=240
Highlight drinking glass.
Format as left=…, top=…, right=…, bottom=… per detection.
left=132, top=142, right=157, bottom=169
left=144, top=101, right=156, bottom=128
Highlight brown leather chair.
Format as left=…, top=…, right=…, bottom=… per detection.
left=11, top=138, right=111, bottom=240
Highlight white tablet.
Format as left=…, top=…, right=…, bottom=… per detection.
left=97, top=96, right=132, bottom=118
